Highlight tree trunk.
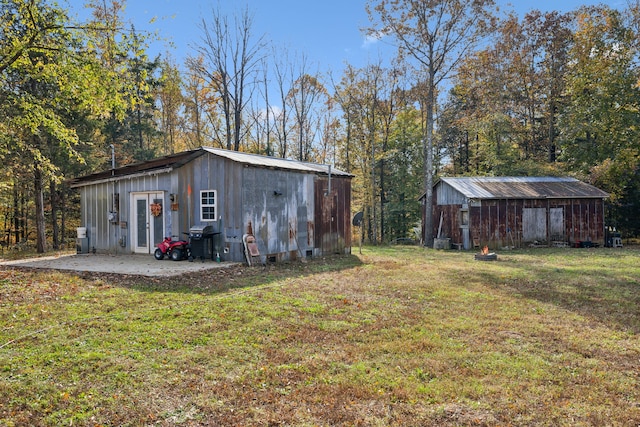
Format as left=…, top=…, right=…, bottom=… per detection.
left=548, top=98, right=557, bottom=163
left=20, top=187, right=27, bottom=242
left=34, top=166, right=46, bottom=253
left=12, top=181, right=19, bottom=245
left=60, top=185, right=67, bottom=250
left=137, top=104, right=144, bottom=150
left=370, top=134, right=377, bottom=245
left=423, top=74, right=435, bottom=247
left=51, top=180, right=59, bottom=250
left=380, top=157, right=385, bottom=243
left=234, top=102, right=242, bottom=152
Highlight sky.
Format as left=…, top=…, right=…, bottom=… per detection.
left=64, top=0, right=624, bottom=75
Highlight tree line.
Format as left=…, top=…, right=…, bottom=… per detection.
left=1, top=0, right=639, bottom=254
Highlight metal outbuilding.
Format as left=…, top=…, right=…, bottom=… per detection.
left=421, top=177, right=609, bottom=250
left=70, top=147, right=352, bottom=263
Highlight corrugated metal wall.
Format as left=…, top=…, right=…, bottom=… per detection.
left=79, top=172, right=174, bottom=253
left=78, top=153, right=352, bottom=262
left=241, top=167, right=313, bottom=263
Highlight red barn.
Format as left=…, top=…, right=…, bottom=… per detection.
left=421, top=177, right=609, bottom=250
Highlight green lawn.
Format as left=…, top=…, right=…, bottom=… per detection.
left=1, top=246, right=639, bottom=426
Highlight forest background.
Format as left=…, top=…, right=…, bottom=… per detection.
left=1, top=0, right=639, bottom=253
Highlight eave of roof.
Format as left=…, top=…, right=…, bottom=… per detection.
left=69, top=150, right=204, bottom=188
left=70, top=147, right=353, bottom=188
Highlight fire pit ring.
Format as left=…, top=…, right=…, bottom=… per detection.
left=475, top=246, right=498, bottom=261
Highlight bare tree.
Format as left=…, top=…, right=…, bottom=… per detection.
left=272, top=46, right=295, bottom=158
left=367, top=0, right=496, bottom=246
left=259, top=58, right=272, bottom=156
left=245, top=57, right=274, bottom=155
left=287, top=54, right=327, bottom=161
left=193, top=5, right=266, bottom=151
left=183, top=55, right=221, bottom=149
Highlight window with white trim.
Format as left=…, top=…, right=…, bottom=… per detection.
left=200, top=190, right=217, bottom=221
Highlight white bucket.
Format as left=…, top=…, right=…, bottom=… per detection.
left=77, top=227, right=87, bottom=239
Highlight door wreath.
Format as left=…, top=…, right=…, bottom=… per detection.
left=150, top=202, right=162, bottom=217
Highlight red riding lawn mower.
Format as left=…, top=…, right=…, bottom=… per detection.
left=154, top=236, right=191, bottom=261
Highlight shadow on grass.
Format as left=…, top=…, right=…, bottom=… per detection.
left=72, top=254, right=364, bottom=296
left=460, top=247, right=640, bottom=334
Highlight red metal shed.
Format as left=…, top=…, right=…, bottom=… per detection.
left=421, top=177, right=609, bottom=250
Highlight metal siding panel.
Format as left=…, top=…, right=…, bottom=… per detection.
left=224, top=160, right=243, bottom=261
left=97, top=183, right=108, bottom=251
left=241, top=167, right=310, bottom=262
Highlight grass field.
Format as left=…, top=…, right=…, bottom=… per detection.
left=1, top=246, right=639, bottom=426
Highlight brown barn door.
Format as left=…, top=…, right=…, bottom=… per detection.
left=314, top=177, right=350, bottom=255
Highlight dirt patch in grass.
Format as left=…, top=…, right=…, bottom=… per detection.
left=1, top=247, right=639, bottom=426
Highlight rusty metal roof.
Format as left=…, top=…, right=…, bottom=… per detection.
left=439, top=177, right=609, bottom=199
left=70, top=147, right=351, bottom=187
left=69, top=150, right=203, bottom=187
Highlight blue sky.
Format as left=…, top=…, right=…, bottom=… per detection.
left=66, top=0, right=622, bottom=73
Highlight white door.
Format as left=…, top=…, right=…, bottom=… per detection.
left=132, top=192, right=164, bottom=254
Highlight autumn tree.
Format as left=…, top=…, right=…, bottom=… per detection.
left=366, top=0, right=497, bottom=246
left=332, top=63, right=407, bottom=243
left=156, top=55, right=184, bottom=155
left=440, top=8, right=573, bottom=178
left=560, top=5, right=639, bottom=170
left=489, top=11, right=572, bottom=164
left=384, top=107, right=423, bottom=240
left=333, top=64, right=378, bottom=243
left=560, top=5, right=640, bottom=234
left=84, top=0, right=162, bottom=166
left=0, top=0, right=124, bottom=252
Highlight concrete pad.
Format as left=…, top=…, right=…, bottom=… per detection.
left=0, top=253, right=235, bottom=277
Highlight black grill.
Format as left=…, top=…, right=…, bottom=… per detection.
left=188, top=224, right=216, bottom=261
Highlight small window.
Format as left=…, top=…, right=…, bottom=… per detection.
left=460, top=209, right=469, bottom=226
left=200, top=190, right=217, bottom=221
